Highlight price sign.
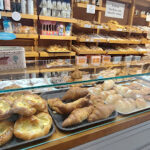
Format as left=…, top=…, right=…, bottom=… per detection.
left=146, top=14, right=150, bottom=22
left=84, top=24, right=91, bottom=28
left=76, top=56, right=88, bottom=67
left=91, top=56, right=101, bottom=66
left=12, top=12, right=21, bottom=21
left=87, top=4, right=95, bottom=14
left=105, top=1, right=125, bottom=19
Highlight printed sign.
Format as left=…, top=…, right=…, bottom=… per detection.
left=91, top=56, right=101, bottom=66
left=105, top=1, right=125, bottom=19
left=76, top=56, right=88, bottom=67
left=87, top=4, right=95, bottom=14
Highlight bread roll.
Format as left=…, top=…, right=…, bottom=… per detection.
left=105, top=94, right=122, bottom=104
left=135, top=98, right=147, bottom=109
left=102, top=80, right=115, bottom=91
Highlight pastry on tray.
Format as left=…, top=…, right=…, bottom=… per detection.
left=102, top=80, right=115, bottom=91
left=61, top=87, right=89, bottom=101
left=0, top=120, right=14, bottom=146
left=0, top=98, right=12, bottom=120
left=14, top=112, right=52, bottom=140
left=62, top=106, right=93, bottom=127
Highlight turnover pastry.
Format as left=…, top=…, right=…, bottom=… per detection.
left=54, top=97, right=89, bottom=114
left=88, top=103, right=115, bottom=122
left=61, top=87, right=88, bottom=101
left=0, top=121, right=13, bottom=146
left=62, top=106, right=93, bottom=127
left=0, top=98, right=12, bottom=120
left=14, top=112, right=52, bottom=140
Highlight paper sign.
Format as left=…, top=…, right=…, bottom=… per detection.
left=12, top=12, right=21, bottom=21
left=146, top=14, right=150, bottom=22
left=76, top=56, right=88, bottom=67
left=105, top=1, right=125, bottom=19
left=91, top=56, right=101, bottom=66
left=87, top=4, right=95, bottom=14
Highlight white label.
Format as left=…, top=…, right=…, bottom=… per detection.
left=12, top=12, right=21, bottom=21
left=87, top=4, right=95, bottom=14
left=0, top=12, right=1, bottom=19
left=97, top=25, right=103, bottom=29
left=84, top=24, right=91, bottom=28
left=146, top=14, right=150, bottom=22
left=86, top=39, right=89, bottom=42
left=105, top=1, right=125, bottom=19
left=117, top=28, right=123, bottom=31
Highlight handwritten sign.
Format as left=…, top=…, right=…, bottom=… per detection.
left=105, top=1, right=125, bottom=19
left=87, top=4, right=95, bottom=14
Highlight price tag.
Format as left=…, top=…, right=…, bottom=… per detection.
left=87, top=4, right=95, bottom=14
left=91, top=56, right=101, bottom=66
left=146, top=14, right=150, bottom=22
left=84, top=24, right=91, bottom=28
left=0, top=12, right=1, bottom=19
left=97, top=25, right=103, bottom=29
left=117, top=28, right=123, bottom=31
left=12, top=12, right=21, bottom=21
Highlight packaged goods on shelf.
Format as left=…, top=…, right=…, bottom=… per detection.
left=102, top=55, right=111, bottom=64
left=112, top=56, right=122, bottom=64
left=76, top=56, right=88, bottom=67
left=90, top=56, right=101, bottom=66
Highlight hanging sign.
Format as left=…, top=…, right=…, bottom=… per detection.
left=87, top=4, right=95, bottom=14
left=105, top=1, right=125, bottom=19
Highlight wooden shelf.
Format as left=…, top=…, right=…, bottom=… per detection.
left=16, top=34, right=38, bottom=39
left=39, top=16, right=77, bottom=23
left=40, top=35, right=77, bottom=40
left=107, top=51, right=147, bottom=55
left=25, top=51, right=39, bottom=57
left=0, top=11, right=38, bottom=20
left=40, top=51, right=76, bottom=57
left=75, top=3, right=106, bottom=11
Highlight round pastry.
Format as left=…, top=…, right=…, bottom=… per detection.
left=0, top=98, right=12, bottom=120
left=102, top=80, right=115, bottom=91
left=135, top=98, right=147, bottom=109
left=105, top=94, right=122, bottom=104
left=0, top=120, right=13, bottom=146
left=99, top=91, right=109, bottom=100
left=124, top=89, right=135, bottom=99
left=127, top=83, right=142, bottom=90
left=143, top=95, right=150, bottom=101
left=141, top=87, right=150, bottom=95
left=109, top=90, right=116, bottom=95
left=14, top=112, right=52, bottom=140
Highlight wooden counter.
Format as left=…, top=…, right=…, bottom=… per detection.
left=14, top=109, right=150, bottom=150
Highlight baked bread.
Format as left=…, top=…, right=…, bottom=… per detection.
left=0, top=121, right=13, bottom=146
left=99, top=90, right=116, bottom=100
left=87, top=94, right=104, bottom=105
left=126, top=83, right=142, bottom=90
left=143, top=95, right=150, bottom=101
left=71, top=69, right=83, bottom=80
left=88, top=103, right=115, bottom=122
left=102, top=80, right=115, bottom=91
left=14, top=112, right=52, bottom=140
left=141, top=87, right=150, bottom=95
left=0, top=98, right=12, bottom=120
left=135, top=98, right=147, bottom=109
left=61, top=87, right=88, bottom=101
left=62, top=106, right=93, bottom=127
left=105, top=94, right=122, bottom=104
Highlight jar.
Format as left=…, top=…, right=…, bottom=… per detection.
left=52, top=0, right=57, bottom=9
left=47, top=8, right=51, bottom=16
left=57, top=0, right=62, bottom=10
left=52, top=9, right=56, bottom=16
left=66, top=10, right=71, bottom=18
left=66, top=0, right=71, bottom=10
left=61, top=10, right=67, bottom=18
left=61, top=0, right=67, bottom=10
left=47, top=0, right=52, bottom=9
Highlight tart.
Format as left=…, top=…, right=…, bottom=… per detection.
left=14, top=113, right=52, bottom=140
left=0, top=121, right=13, bottom=146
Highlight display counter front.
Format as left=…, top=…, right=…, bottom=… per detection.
left=1, top=72, right=150, bottom=150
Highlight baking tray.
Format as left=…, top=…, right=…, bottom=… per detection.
left=41, top=89, right=118, bottom=132
left=0, top=112, right=55, bottom=150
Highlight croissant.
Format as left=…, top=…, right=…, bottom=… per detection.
left=55, top=97, right=89, bottom=114
left=88, top=104, right=115, bottom=122
left=61, top=87, right=88, bottom=101
left=62, top=106, right=93, bottom=127
left=87, top=94, right=104, bottom=105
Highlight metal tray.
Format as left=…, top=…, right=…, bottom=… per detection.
left=41, top=90, right=118, bottom=132
left=0, top=112, right=55, bottom=150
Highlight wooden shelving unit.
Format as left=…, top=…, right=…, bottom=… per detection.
left=40, top=35, right=77, bottom=40
left=25, top=51, right=39, bottom=57
left=16, top=34, right=38, bottom=39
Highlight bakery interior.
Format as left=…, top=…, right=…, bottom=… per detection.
left=0, top=0, right=150, bottom=149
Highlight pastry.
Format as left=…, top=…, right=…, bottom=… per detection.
left=126, top=83, right=142, bottom=90
left=102, top=80, right=115, bottom=91
left=71, top=69, right=83, bottom=80
left=141, top=87, right=150, bottom=95
left=88, top=103, right=115, bottom=122
left=143, top=95, right=150, bottom=101
left=105, top=94, right=122, bottom=104
left=61, top=87, right=88, bottom=101
left=54, top=97, right=89, bottom=114
left=14, top=112, right=52, bottom=140
left=0, top=121, right=13, bottom=146
left=87, top=94, right=104, bottom=105
left=0, top=98, right=12, bottom=120
left=62, top=106, right=93, bottom=127
left=135, top=98, right=147, bottom=109
left=88, top=87, right=102, bottom=96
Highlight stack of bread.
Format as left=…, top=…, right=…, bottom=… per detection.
left=48, top=86, right=115, bottom=127
left=89, top=81, right=150, bottom=114
left=0, top=85, right=52, bottom=146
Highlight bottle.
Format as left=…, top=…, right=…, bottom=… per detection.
left=0, top=0, right=4, bottom=10
left=11, top=0, right=16, bottom=12
left=28, top=0, right=34, bottom=14
left=4, top=0, right=11, bottom=11
left=21, top=0, right=26, bottom=14
left=16, top=0, right=21, bottom=12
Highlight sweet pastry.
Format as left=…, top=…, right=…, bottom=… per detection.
left=87, top=94, right=104, bottom=105
left=127, top=83, right=142, bottom=90
left=0, top=98, right=12, bottom=120
left=102, top=80, right=115, bottom=91
left=0, top=121, right=13, bottom=146
left=143, top=95, right=150, bottom=101
left=105, top=94, right=122, bottom=104
left=54, top=97, right=89, bottom=114
left=88, top=87, right=102, bottom=96
left=61, top=87, right=88, bottom=101
left=71, top=69, right=83, bottom=80
left=14, top=112, right=52, bottom=140
left=62, top=106, right=93, bottom=127
left=88, top=103, right=115, bottom=122
left=135, top=98, right=147, bottom=109
left=141, top=87, right=150, bottom=95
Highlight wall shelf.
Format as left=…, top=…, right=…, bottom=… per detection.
left=40, top=35, right=77, bottom=40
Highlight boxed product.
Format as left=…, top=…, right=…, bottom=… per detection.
left=133, top=56, right=141, bottom=61
left=76, top=56, right=88, bottom=67
left=0, top=46, right=26, bottom=71
left=113, top=56, right=122, bottom=64
left=90, top=55, right=101, bottom=66
left=102, top=55, right=111, bottom=64
left=124, top=55, right=133, bottom=62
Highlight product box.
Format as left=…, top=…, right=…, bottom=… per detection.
left=76, top=56, right=88, bottom=67
left=90, top=55, right=101, bottom=66
left=113, top=56, right=122, bottom=64
left=133, top=56, right=141, bottom=61
left=102, top=55, right=111, bottom=64
left=0, top=46, right=26, bottom=71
